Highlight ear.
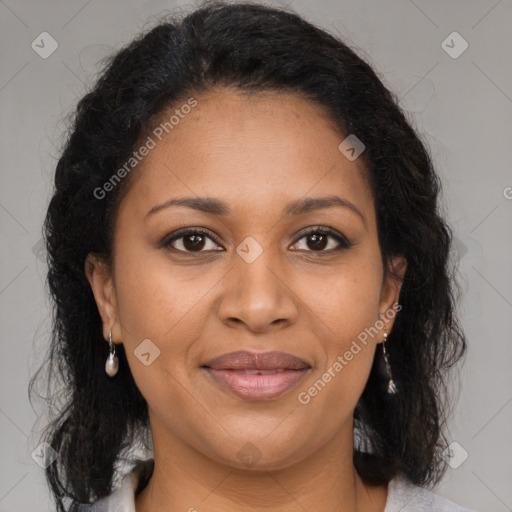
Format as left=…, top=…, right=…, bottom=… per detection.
left=84, top=253, right=122, bottom=344
left=377, top=254, right=407, bottom=339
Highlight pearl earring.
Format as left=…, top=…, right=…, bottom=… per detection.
left=382, top=332, right=397, bottom=394
left=105, top=330, right=119, bottom=377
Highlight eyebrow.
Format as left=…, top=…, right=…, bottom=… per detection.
left=145, top=195, right=367, bottom=228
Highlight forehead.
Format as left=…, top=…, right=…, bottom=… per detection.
left=117, top=89, right=375, bottom=225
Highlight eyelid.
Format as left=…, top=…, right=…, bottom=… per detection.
left=161, top=227, right=224, bottom=250
left=293, top=225, right=351, bottom=243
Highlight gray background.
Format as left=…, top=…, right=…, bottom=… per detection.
left=1, top=0, right=511, bottom=511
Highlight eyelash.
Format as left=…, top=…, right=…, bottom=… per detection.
left=161, top=226, right=353, bottom=255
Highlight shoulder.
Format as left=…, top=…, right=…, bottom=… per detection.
left=384, top=474, right=476, bottom=512
left=75, top=459, right=154, bottom=512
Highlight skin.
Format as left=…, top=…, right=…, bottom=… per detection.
left=85, top=88, right=407, bottom=512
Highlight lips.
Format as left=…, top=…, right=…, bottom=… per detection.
left=201, top=350, right=311, bottom=400
left=202, top=350, right=310, bottom=371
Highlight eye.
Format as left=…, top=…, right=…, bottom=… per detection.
left=162, top=226, right=353, bottom=255
left=162, top=228, right=224, bottom=253
left=289, top=226, right=353, bottom=253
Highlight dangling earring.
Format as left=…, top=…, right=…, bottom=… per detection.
left=105, top=330, right=119, bottom=377
left=382, top=332, right=397, bottom=394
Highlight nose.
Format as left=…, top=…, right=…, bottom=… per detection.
left=217, top=246, right=299, bottom=333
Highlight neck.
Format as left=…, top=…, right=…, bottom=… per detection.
left=135, top=418, right=388, bottom=512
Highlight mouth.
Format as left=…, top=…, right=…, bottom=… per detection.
left=200, top=350, right=311, bottom=400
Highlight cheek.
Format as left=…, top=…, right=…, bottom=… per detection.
left=295, top=256, right=382, bottom=408
left=301, top=255, right=383, bottom=341
left=113, top=242, right=213, bottom=340
left=112, top=248, right=212, bottom=397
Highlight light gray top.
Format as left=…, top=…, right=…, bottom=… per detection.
left=78, top=459, right=476, bottom=512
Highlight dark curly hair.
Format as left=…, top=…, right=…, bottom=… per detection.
left=30, top=1, right=467, bottom=511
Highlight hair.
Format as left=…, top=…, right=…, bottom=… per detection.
left=30, top=1, right=467, bottom=510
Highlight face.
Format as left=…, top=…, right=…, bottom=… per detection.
left=86, top=88, right=406, bottom=471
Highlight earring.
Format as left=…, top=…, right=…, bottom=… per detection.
left=105, top=330, right=119, bottom=377
left=382, top=332, right=397, bottom=394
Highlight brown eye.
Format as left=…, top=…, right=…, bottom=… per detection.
left=305, top=232, right=328, bottom=251
left=181, top=233, right=206, bottom=251
left=163, top=229, right=223, bottom=253
left=290, top=227, right=352, bottom=253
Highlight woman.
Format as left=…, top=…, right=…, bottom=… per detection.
left=32, top=2, right=474, bottom=511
